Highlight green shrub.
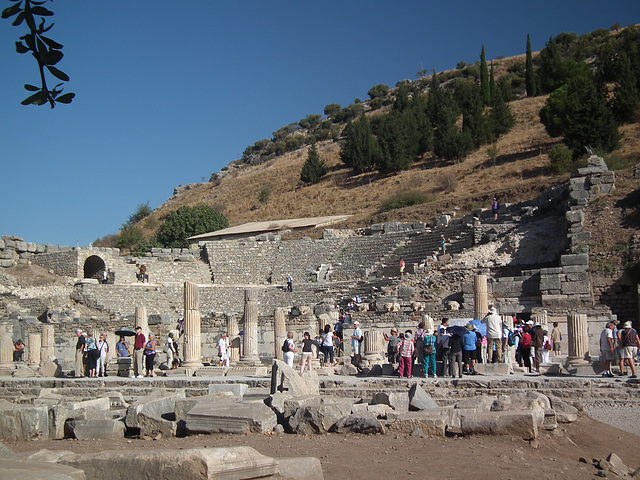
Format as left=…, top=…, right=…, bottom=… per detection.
left=605, top=153, right=637, bottom=171
left=381, top=190, right=429, bottom=212
left=548, top=145, right=573, bottom=174
left=156, top=205, right=228, bottom=248
left=258, top=184, right=272, bottom=204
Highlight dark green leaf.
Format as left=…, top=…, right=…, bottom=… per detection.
left=30, top=1, right=48, bottom=5
left=15, top=41, right=29, bottom=54
left=12, top=11, right=25, bottom=26
left=55, top=93, right=74, bottom=104
left=24, top=10, right=35, bottom=30
left=46, top=65, right=69, bottom=81
left=42, top=22, right=53, bottom=33
left=36, top=36, right=47, bottom=54
left=22, top=33, right=35, bottom=50
left=1, top=3, right=22, bottom=19
left=24, top=84, right=40, bottom=91
left=21, top=90, right=48, bottom=106
left=41, top=35, right=62, bottom=49
left=41, top=49, right=63, bottom=65
left=30, top=6, right=53, bottom=16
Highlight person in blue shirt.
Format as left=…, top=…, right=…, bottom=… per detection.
left=116, top=336, right=130, bottom=358
left=462, top=323, right=478, bottom=375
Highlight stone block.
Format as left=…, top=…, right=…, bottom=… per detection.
left=276, top=456, right=324, bottom=480
left=69, top=419, right=126, bottom=440
left=207, top=383, right=248, bottom=396
left=473, top=363, right=510, bottom=375
left=14, top=241, right=27, bottom=252
left=331, top=412, right=385, bottom=434
left=460, top=411, right=538, bottom=439
left=371, top=392, right=409, bottom=412
left=560, top=281, right=591, bottom=295
left=560, top=254, right=589, bottom=266
left=41, top=357, right=63, bottom=377
left=0, top=405, right=49, bottom=441
left=0, top=459, right=84, bottom=480
left=271, top=360, right=319, bottom=396
left=408, top=383, right=439, bottom=411
left=549, top=399, right=578, bottom=423
left=384, top=411, right=446, bottom=436
left=542, top=409, right=558, bottom=431
left=186, top=399, right=277, bottom=434
left=539, top=275, right=562, bottom=291
left=59, top=446, right=278, bottom=480
left=565, top=210, right=584, bottom=224
left=287, top=403, right=351, bottom=435
left=283, top=395, right=323, bottom=419
left=397, top=285, right=415, bottom=299
left=125, top=390, right=185, bottom=430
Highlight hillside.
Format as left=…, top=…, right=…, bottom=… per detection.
left=136, top=93, right=639, bottom=240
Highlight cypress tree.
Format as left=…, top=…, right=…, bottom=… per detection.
left=611, top=51, right=640, bottom=124
left=525, top=34, right=538, bottom=96
left=300, top=143, right=327, bottom=184
left=340, top=116, right=378, bottom=173
left=480, top=45, right=490, bottom=106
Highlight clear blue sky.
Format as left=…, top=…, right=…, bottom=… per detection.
left=1, top=1, right=638, bottom=247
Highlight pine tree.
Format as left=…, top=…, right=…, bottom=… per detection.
left=490, top=85, right=515, bottom=138
left=433, top=91, right=473, bottom=162
left=611, top=51, right=640, bottom=124
left=525, top=34, right=538, bottom=96
left=300, top=143, right=327, bottom=184
left=340, top=116, right=378, bottom=173
left=489, top=61, right=496, bottom=105
left=480, top=45, right=490, bottom=106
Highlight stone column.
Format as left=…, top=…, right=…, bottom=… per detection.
left=567, top=313, right=589, bottom=361
left=240, top=289, right=261, bottom=365
left=364, top=329, right=385, bottom=364
left=182, top=281, right=202, bottom=367
left=531, top=310, right=549, bottom=330
left=135, top=305, right=149, bottom=336
left=501, top=315, right=514, bottom=370
left=41, top=324, right=55, bottom=361
left=28, top=333, right=41, bottom=368
left=227, top=314, right=240, bottom=364
left=274, top=308, right=287, bottom=360
left=0, top=332, right=13, bottom=375
left=317, top=314, right=330, bottom=334
left=474, top=274, right=489, bottom=320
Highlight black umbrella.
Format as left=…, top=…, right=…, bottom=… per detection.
left=446, top=325, right=469, bottom=337
left=115, top=327, right=136, bottom=337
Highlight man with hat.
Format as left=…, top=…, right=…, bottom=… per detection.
left=482, top=307, right=503, bottom=363
left=351, top=321, right=363, bottom=368
left=618, top=321, right=639, bottom=378
left=397, top=332, right=415, bottom=378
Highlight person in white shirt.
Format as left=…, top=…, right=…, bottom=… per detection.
left=283, top=331, right=296, bottom=367
left=96, top=333, right=109, bottom=377
left=482, top=307, right=503, bottom=363
left=351, top=321, right=363, bottom=367
left=218, top=332, right=231, bottom=367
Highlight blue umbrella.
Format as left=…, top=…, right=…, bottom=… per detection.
left=446, top=325, right=468, bottom=337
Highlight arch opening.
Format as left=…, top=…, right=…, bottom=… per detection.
left=83, top=255, right=106, bottom=279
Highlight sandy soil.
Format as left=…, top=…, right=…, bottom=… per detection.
left=5, top=414, right=639, bottom=479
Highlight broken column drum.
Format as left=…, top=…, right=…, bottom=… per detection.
left=364, top=329, right=385, bottom=363
left=0, top=332, right=13, bottom=373
left=182, top=281, right=202, bottom=367
left=274, top=308, right=287, bottom=361
left=240, top=289, right=261, bottom=365
left=474, top=274, right=489, bottom=320
left=567, top=313, right=589, bottom=361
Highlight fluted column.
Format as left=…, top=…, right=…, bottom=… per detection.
left=135, top=305, right=149, bottom=336
left=182, top=281, right=202, bottom=367
left=531, top=310, right=549, bottom=330
left=28, top=333, right=41, bottom=368
left=225, top=314, right=240, bottom=364
left=317, top=313, right=330, bottom=334
left=274, top=308, right=287, bottom=360
left=364, top=329, right=385, bottom=363
left=474, top=274, right=489, bottom=320
left=567, top=313, right=589, bottom=361
left=423, top=314, right=435, bottom=332
left=41, top=324, right=55, bottom=361
left=240, top=289, right=261, bottom=365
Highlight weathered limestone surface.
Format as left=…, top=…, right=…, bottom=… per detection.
left=186, top=398, right=277, bottom=434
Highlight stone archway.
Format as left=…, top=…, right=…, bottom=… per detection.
left=83, top=255, right=106, bottom=279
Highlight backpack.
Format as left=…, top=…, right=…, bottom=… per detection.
left=423, top=344, right=434, bottom=356
left=281, top=339, right=290, bottom=353
left=507, top=331, right=517, bottom=346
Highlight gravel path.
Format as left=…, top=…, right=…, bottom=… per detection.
left=584, top=402, right=640, bottom=437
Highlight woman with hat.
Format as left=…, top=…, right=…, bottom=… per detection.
left=618, top=321, right=639, bottom=378
left=422, top=329, right=437, bottom=378
left=383, top=328, right=400, bottom=365
left=397, top=332, right=415, bottom=378
left=462, top=323, right=478, bottom=375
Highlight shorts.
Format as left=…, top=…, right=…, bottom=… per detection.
left=462, top=350, right=477, bottom=363
left=620, top=346, right=638, bottom=359
left=553, top=341, right=561, bottom=352
left=601, top=350, right=615, bottom=361
left=352, top=343, right=361, bottom=355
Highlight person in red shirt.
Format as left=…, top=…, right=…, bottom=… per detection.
left=133, top=326, right=146, bottom=378
left=518, top=325, right=533, bottom=373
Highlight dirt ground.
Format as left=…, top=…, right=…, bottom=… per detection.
left=5, top=414, right=639, bottom=479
